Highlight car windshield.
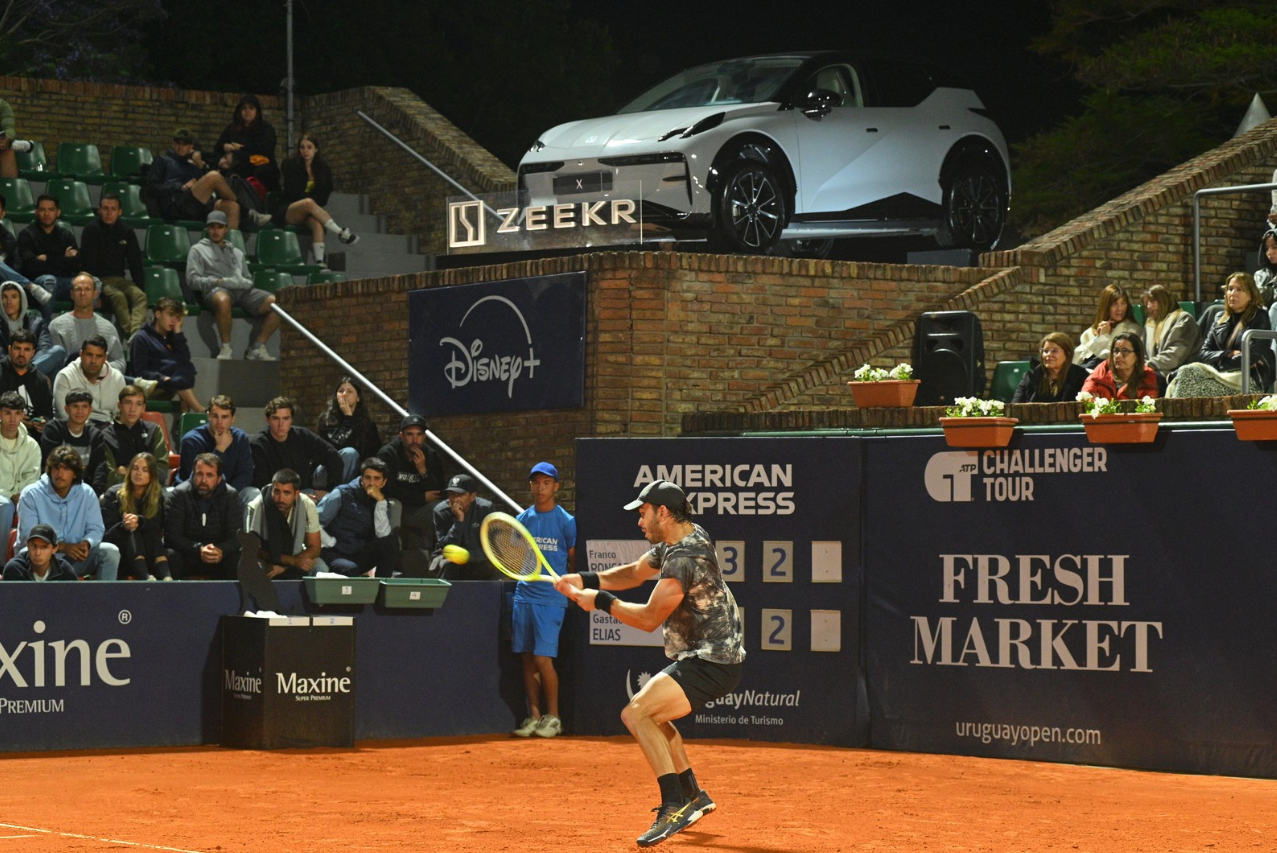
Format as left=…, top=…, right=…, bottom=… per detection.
left=617, top=57, right=805, bottom=114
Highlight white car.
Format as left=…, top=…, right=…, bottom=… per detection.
left=518, top=51, right=1011, bottom=255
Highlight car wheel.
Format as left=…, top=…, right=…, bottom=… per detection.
left=783, top=238, right=835, bottom=259
left=936, top=164, right=1006, bottom=251
left=712, top=160, right=789, bottom=254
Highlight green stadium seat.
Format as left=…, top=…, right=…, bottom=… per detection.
left=145, top=223, right=193, bottom=268
left=178, top=411, right=208, bottom=439
left=102, top=180, right=158, bottom=228
left=55, top=143, right=107, bottom=184
left=254, top=269, right=293, bottom=294
left=109, top=146, right=154, bottom=184
left=254, top=229, right=320, bottom=275
left=15, top=141, right=49, bottom=180
left=203, top=226, right=247, bottom=256
left=1178, top=300, right=1196, bottom=319
left=307, top=270, right=348, bottom=285
left=141, top=265, right=198, bottom=314
left=1130, top=304, right=1146, bottom=325
left=42, top=178, right=95, bottom=225
left=0, top=177, right=35, bottom=223
left=990, top=360, right=1031, bottom=403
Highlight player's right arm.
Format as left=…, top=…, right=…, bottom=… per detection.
left=556, top=554, right=658, bottom=596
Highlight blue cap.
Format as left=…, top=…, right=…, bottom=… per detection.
left=529, top=462, right=559, bottom=480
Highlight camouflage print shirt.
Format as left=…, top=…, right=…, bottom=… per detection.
left=646, top=523, right=746, bottom=665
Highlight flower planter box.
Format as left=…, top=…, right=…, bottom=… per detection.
left=1227, top=409, right=1277, bottom=441
left=847, top=380, right=919, bottom=408
left=938, top=416, right=1018, bottom=448
left=1080, top=413, right=1162, bottom=444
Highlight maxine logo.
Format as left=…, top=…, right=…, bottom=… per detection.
left=440, top=295, right=543, bottom=398
left=925, top=451, right=978, bottom=502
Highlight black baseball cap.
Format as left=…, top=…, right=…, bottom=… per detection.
left=624, top=480, right=687, bottom=512
left=444, top=473, right=478, bottom=494
left=27, top=523, right=57, bottom=545
left=400, top=414, right=427, bottom=432
left=173, top=128, right=195, bottom=143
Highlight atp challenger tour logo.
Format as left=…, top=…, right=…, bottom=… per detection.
left=911, top=552, right=1163, bottom=672
left=440, top=295, right=542, bottom=398
left=925, top=447, right=1109, bottom=503
left=448, top=198, right=638, bottom=249
left=631, top=463, right=796, bottom=515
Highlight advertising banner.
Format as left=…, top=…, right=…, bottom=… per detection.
left=570, top=437, right=866, bottom=746
left=864, top=429, right=1277, bottom=777
left=446, top=185, right=645, bottom=254
left=407, top=272, right=587, bottom=417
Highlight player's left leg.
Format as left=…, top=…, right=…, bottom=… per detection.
left=624, top=672, right=698, bottom=847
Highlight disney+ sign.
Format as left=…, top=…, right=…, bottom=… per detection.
left=408, top=272, right=587, bottom=417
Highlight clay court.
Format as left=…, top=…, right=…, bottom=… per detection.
left=2, top=735, right=1275, bottom=852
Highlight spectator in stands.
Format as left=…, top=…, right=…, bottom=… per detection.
left=243, top=468, right=326, bottom=579
left=0, top=329, right=54, bottom=432
left=101, top=451, right=170, bottom=581
left=165, top=451, right=240, bottom=579
left=95, top=385, right=169, bottom=492
left=275, top=133, right=359, bottom=266
left=79, top=192, right=148, bottom=338
left=378, top=414, right=444, bottom=553
left=1253, top=229, right=1277, bottom=309
left=1168, top=272, right=1275, bottom=397
left=176, top=395, right=255, bottom=505
left=186, top=210, right=280, bottom=361
left=1081, top=332, right=1159, bottom=400
left=130, top=296, right=203, bottom=414
left=0, top=97, right=33, bottom=180
left=0, top=195, right=49, bottom=315
left=0, top=390, right=41, bottom=535
left=40, top=389, right=105, bottom=475
left=317, top=377, right=382, bottom=483
left=430, top=473, right=498, bottom=580
left=17, top=194, right=82, bottom=306
left=52, top=335, right=126, bottom=425
left=145, top=129, right=264, bottom=230
left=1011, top=332, right=1089, bottom=403
left=1075, top=284, right=1141, bottom=369
left=216, top=95, right=280, bottom=192
left=317, top=456, right=399, bottom=578
left=18, top=445, right=118, bottom=579
left=48, top=274, right=127, bottom=373
left=2, top=523, right=77, bottom=581
left=1143, top=285, right=1202, bottom=378
left=251, top=395, right=343, bottom=495
left=0, top=282, right=62, bottom=378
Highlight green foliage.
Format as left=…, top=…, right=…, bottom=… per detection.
left=0, top=0, right=164, bottom=82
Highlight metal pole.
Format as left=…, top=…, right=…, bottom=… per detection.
left=1238, top=329, right=1277, bottom=395
left=285, top=0, right=295, bottom=151
left=269, top=303, right=521, bottom=511
left=356, top=110, right=497, bottom=213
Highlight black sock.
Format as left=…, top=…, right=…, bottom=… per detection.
left=657, top=773, right=684, bottom=807
left=678, top=768, right=699, bottom=799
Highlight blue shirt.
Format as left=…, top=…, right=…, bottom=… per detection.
left=514, top=503, right=576, bottom=607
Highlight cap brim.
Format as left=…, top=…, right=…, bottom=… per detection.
left=444, top=488, right=466, bottom=495
left=622, top=497, right=644, bottom=511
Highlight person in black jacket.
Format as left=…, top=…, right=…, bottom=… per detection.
left=0, top=194, right=51, bottom=317
left=1168, top=271, right=1276, bottom=397
left=0, top=285, right=62, bottom=379
left=215, top=95, right=281, bottom=192
left=1011, top=332, right=1090, bottom=404
left=429, top=473, right=498, bottom=580
left=101, top=452, right=170, bottom=580
left=316, top=377, right=381, bottom=483
left=78, top=193, right=147, bottom=337
left=164, top=452, right=240, bottom=579
left=130, top=297, right=202, bottom=414
left=250, top=396, right=343, bottom=494
left=17, top=194, right=81, bottom=303
left=378, top=414, right=444, bottom=552
left=2, top=523, right=77, bottom=580
left=272, top=134, right=358, bottom=266
left=144, top=129, right=252, bottom=229
left=0, top=330, right=54, bottom=434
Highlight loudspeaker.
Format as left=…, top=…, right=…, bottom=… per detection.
left=913, top=311, right=986, bottom=407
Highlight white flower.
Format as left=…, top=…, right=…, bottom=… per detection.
left=1259, top=395, right=1277, bottom=412
left=887, top=363, right=913, bottom=381
left=1075, top=391, right=1094, bottom=403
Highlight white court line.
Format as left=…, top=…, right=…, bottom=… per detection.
left=0, top=822, right=203, bottom=852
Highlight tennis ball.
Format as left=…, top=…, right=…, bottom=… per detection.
left=443, top=545, right=470, bottom=565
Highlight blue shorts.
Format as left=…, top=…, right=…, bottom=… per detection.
left=512, top=601, right=567, bottom=657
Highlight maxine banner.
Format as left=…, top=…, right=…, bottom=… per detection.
left=407, top=272, right=587, bottom=417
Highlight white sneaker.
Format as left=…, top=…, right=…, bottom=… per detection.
left=338, top=228, right=359, bottom=246
left=134, top=377, right=159, bottom=397
left=249, top=210, right=273, bottom=227
left=512, top=717, right=539, bottom=738
left=9, top=140, right=32, bottom=154
left=534, top=714, right=562, bottom=738
left=246, top=343, right=276, bottom=361
left=217, top=343, right=233, bottom=360
left=26, top=282, right=52, bottom=305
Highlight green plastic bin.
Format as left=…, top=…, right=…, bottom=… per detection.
left=379, top=578, right=451, bottom=609
left=304, top=576, right=380, bottom=605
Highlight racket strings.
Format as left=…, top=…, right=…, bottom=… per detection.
left=486, top=522, right=540, bottom=580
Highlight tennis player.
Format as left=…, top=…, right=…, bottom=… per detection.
left=556, top=479, right=744, bottom=848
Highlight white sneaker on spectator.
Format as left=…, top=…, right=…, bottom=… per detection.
left=26, top=282, right=52, bottom=306
left=217, top=343, right=233, bottom=360
left=246, top=343, right=276, bottom=361
left=338, top=228, right=359, bottom=246
left=9, top=140, right=32, bottom=154
left=512, top=716, right=539, bottom=738
left=134, top=377, right=159, bottom=397
left=249, top=210, right=273, bottom=227
left=534, top=714, right=562, bottom=738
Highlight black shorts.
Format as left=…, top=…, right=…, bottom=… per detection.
left=174, top=188, right=214, bottom=220
left=663, top=657, right=743, bottom=712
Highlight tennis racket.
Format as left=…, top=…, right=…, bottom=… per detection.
left=479, top=512, right=561, bottom=583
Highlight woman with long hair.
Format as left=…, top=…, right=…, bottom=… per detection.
left=1168, top=271, right=1275, bottom=397
left=316, top=377, right=382, bottom=484
left=275, top=133, right=359, bottom=266
left=1142, top=284, right=1201, bottom=376
left=1074, top=284, right=1142, bottom=368
left=215, top=94, right=280, bottom=191
left=1081, top=332, right=1159, bottom=400
left=101, top=452, right=171, bottom=580
left=1011, top=332, right=1089, bottom=403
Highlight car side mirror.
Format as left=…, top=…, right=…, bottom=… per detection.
left=801, top=88, right=840, bottom=119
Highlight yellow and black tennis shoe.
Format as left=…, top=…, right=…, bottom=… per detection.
left=636, top=801, right=697, bottom=847
left=687, top=789, right=716, bottom=825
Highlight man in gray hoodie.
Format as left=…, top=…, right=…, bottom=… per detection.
left=185, top=210, right=279, bottom=361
